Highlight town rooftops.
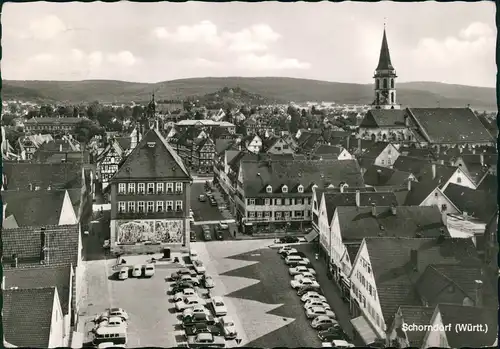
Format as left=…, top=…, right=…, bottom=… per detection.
left=4, top=265, right=72, bottom=315
left=3, top=287, right=58, bottom=348
left=407, top=108, right=494, bottom=144
left=115, top=136, right=133, bottom=152
left=392, top=155, right=432, bottom=174
left=25, top=117, right=84, bottom=124
left=2, top=224, right=80, bottom=268
left=443, top=183, right=497, bottom=222
left=311, top=144, right=344, bottom=159
left=241, top=159, right=364, bottom=197
left=415, top=163, right=458, bottom=185
left=338, top=205, right=449, bottom=240
left=112, top=128, right=190, bottom=181
left=176, top=119, right=235, bottom=127
left=364, top=236, right=481, bottom=325
left=363, top=165, right=413, bottom=187
left=403, top=180, right=441, bottom=206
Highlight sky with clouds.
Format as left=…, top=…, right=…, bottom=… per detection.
left=2, top=1, right=495, bottom=87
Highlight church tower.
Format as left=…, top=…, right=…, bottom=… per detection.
left=373, top=27, right=400, bottom=110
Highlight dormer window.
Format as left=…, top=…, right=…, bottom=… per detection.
left=266, top=185, right=272, bottom=193
left=298, top=185, right=304, bottom=193
left=282, top=185, right=288, bottom=193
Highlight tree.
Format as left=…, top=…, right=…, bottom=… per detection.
left=132, top=105, right=144, bottom=121
left=73, top=106, right=79, bottom=118
left=74, top=119, right=105, bottom=144
left=194, top=110, right=204, bottom=120
left=8, top=104, right=19, bottom=114
left=288, top=106, right=301, bottom=134
left=39, top=105, right=54, bottom=118
left=26, top=110, right=39, bottom=119
left=5, top=127, right=22, bottom=152
left=2, top=113, right=16, bottom=126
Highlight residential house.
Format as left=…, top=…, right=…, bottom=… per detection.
left=358, top=142, right=400, bottom=168
left=3, top=265, right=74, bottom=343
left=2, top=190, right=78, bottom=228
left=18, top=133, right=54, bottom=160
left=95, top=139, right=126, bottom=189
left=260, top=135, right=297, bottom=155
left=109, top=128, right=192, bottom=254
left=243, top=134, right=262, bottom=154
left=190, top=137, right=216, bottom=174
left=24, top=117, right=84, bottom=133
left=349, top=236, right=480, bottom=345
left=392, top=155, right=432, bottom=175
left=421, top=304, right=497, bottom=348
left=398, top=146, right=436, bottom=161
left=476, top=173, right=497, bottom=194
left=213, top=150, right=242, bottom=216
left=175, top=119, right=236, bottom=134
left=452, top=153, right=497, bottom=183
left=296, top=130, right=326, bottom=155
left=236, top=159, right=364, bottom=232
left=3, top=287, right=66, bottom=348
left=363, top=165, right=415, bottom=187
left=311, top=144, right=353, bottom=160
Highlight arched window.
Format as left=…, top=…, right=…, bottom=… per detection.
left=376, top=93, right=380, bottom=103
left=391, top=79, right=394, bottom=88
left=376, top=79, right=380, bottom=89
left=391, top=92, right=395, bottom=103
left=383, top=79, right=388, bottom=89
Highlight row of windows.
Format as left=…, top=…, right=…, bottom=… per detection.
left=265, top=184, right=305, bottom=194
left=247, top=197, right=310, bottom=206
left=27, top=125, right=73, bottom=130
left=118, top=182, right=183, bottom=195
left=247, top=210, right=307, bottom=218
left=118, top=200, right=183, bottom=213
left=355, top=269, right=376, bottom=300
left=351, top=283, right=383, bottom=330
left=375, top=78, right=395, bottom=89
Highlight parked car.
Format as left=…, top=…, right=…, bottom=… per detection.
left=144, top=263, right=155, bottom=277
left=289, top=251, right=307, bottom=258
left=311, top=316, right=338, bottom=330
left=190, top=249, right=199, bottom=261
left=322, top=339, right=355, bottom=348
left=209, top=197, right=217, bottom=206
left=173, top=288, right=197, bottom=302
left=189, top=209, right=195, bottom=221
left=278, top=246, right=294, bottom=254
left=304, top=300, right=331, bottom=311
left=301, top=291, right=327, bottom=303
left=193, top=260, right=206, bottom=274
left=317, top=325, right=343, bottom=339
left=306, top=306, right=336, bottom=319
left=190, top=230, right=197, bottom=242
left=281, top=248, right=298, bottom=257
left=318, top=330, right=350, bottom=342
left=293, top=272, right=316, bottom=281
left=182, top=313, right=216, bottom=328
left=132, top=264, right=142, bottom=278
left=186, top=332, right=225, bottom=348
left=201, top=275, right=216, bottom=289
left=280, top=236, right=300, bottom=244
left=118, top=267, right=129, bottom=280
left=289, top=265, right=316, bottom=276
left=219, top=316, right=237, bottom=339
left=175, top=296, right=206, bottom=311
left=183, top=305, right=210, bottom=320
left=210, top=296, right=228, bottom=316
left=199, top=194, right=207, bottom=202
left=298, top=285, right=323, bottom=296
left=179, top=275, right=200, bottom=286
left=291, top=277, right=320, bottom=289
left=94, top=316, right=126, bottom=330
left=202, top=226, right=212, bottom=241
left=94, top=308, right=129, bottom=322
left=171, top=281, right=196, bottom=294
left=170, top=268, right=197, bottom=281
left=287, top=257, right=312, bottom=267
left=184, top=323, right=224, bottom=337
left=218, top=222, right=229, bottom=230
left=215, top=228, right=224, bottom=240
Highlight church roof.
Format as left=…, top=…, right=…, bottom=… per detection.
left=376, top=28, right=395, bottom=71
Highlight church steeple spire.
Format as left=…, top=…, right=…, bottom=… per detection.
left=376, top=28, right=394, bottom=71
left=373, top=25, right=400, bottom=110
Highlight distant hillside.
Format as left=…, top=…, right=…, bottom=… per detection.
left=2, top=77, right=496, bottom=111
left=193, top=86, right=285, bottom=107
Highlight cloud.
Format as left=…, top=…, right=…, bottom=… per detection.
left=28, top=53, right=55, bottom=63
left=153, top=20, right=222, bottom=46
left=27, top=15, right=67, bottom=40
left=236, top=53, right=311, bottom=70
left=106, top=51, right=138, bottom=67
left=223, top=24, right=281, bottom=52
left=459, top=22, right=494, bottom=40
left=193, top=58, right=220, bottom=68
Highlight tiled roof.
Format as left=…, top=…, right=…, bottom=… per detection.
left=228, top=151, right=258, bottom=172
left=416, top=163, right=459, bottom=186
left=398, top=147, right=436, bottom=160
left=403, top=181, right=439, bottom=206
left=3, top=161, right=83, bottom=191
left=365, top=237, right=481, bottom=323
left=363, top=165, right=412, bottom=186
left=359, top=142, right=391, bottom=159
left=312, top=144, right=343, bottom=158
left=2, top=224, right=80, bottom=268
left=25, top=117, right=83, bottom=124
left=438, top=304, right=498, bottom=347
left=241, top=159, right=364, bottom=196
left=260, top=136, right=279, bottom=152
left=112, top=128, right=190, bottom=180
left=407, top=108, right=494, bottom=144
left=344, top=242, right=362, bottom=263
left=362, top=110, right=406, bottom=127
left=392, top=156, right=432, bottom=174
left=215, top=139, right=237, bottom=155
left=3, top=287, right=56, bottom=347
left=442, top=183, right=497, bottom=222
left=4, top=265, right=72, bottom=314
left=338, top=205, right=448, bottom=241
left=324, top=191, right=398, bottom=222
left=398, top=305, right=435, bottom=346
left=3, top=190, right=67, bottom=227
left=476, top=174, right=498, bottom=194
left=115, top=136, right=132, bottom=151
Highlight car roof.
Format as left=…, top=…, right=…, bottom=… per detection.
left=119, top=266, right=129, bottom=271
left=301, top=278, right=313, bottom=282
left=109, top=307, right=122, bottom=312
left=108, top=316, right=122, bottom=322
left=315, top=315, right=331, bottom=321
left=185, top=296, right=198, bottom=301
left=221, top=316, right=234, bottom=322
left=190, top=249, right=197, bottom=254
left=212, top=296, right=223, bottom=302
left=183, top=288, right=195, bottom=292
left=145, top=264, right=154, bottom=268
left=311, top=306, right=325, bottom=311
left=197, top=333, right=212, bottom=339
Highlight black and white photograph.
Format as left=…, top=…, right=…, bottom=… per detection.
left=1, top=1, right=497, bottom=348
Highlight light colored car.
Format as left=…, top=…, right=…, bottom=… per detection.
left=219, top=316, right=237, bottom=339
left=193, top=260, right=206, bottom=275
left=301, top=292, right=327, bottom=303
left=306, top=306, right=336, bottom=319
left=218, top=222, right=229, bottom=230
left=211, top=296, right=228, bottom=316
left=95, top=316, right=126, bottom=330
left=173, top=288, right=196, bottom=302
left=118, top=267, right=129, bottom=280
left=144, top=263, right=155, bottom=277
left=311, top=315, right=338, bottom=330
left=190, top=209, right=195, bottom=222
left=95, top=308, right=129, bottom=322
left=132, top=264, right=142, bottom=277
left=285, top=255, right=305, bottom=265
left=186, top=332, right=225, bottom=348
left=190, top=249, right=199, bottom=261
left=291, top=277, right=320, bottom=289
left=278, top=246, right=294, bottom=254
left=202, top=275, right=215, bottom=288
left=304, top=300, right=331, bottom=311
left=282, top=248, right=299, bottom=257
left=97, top=342, right=125, bottom=348
left=183, top=304, right=210, bottom=319
left=179, top=274, right=200, bottom=285
left=296, top=257, right=312, bottom=266
left=175, top=296, right=206, bottom=311
left=293, top=272, right=316, bottom=281
left=289, top=265, right=316, bottom=276
left=322, top=340, right=355, bottom=348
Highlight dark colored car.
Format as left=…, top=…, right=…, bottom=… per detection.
left=280, top=236, right=299, bottom=244
left=297, top=285, right=323, bottom=296
left=184, top=323, right=224, bottom=337
left=171, top=281, right=195, bottom=294
left=318, top=329, right=350, bottom=342
left=209, top=197, right=217, bottom=206
left=318, top=325, right=342, bottom=338
left=203, top=230, right=212, bottom=241
left=182, top=313, right=216, bottom=328
left=215, top=229, right=223, bottom=240
left=190, top=231, right=197, bottom=242
left=199, top=194, right=207, bottom=202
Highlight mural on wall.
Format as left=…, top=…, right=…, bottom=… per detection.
left=117, top=219, right=184, bottom=243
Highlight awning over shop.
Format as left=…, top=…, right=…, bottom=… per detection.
left=305, top=230, right=319, bottom=242
left=351, top=316, right=379, bottom=345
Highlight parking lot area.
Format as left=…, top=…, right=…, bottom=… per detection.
left=192, top=240, right=325, bottom=348
left=190, top=182, right=232, bottom=222
left=80, top=255, right=187, bottom=347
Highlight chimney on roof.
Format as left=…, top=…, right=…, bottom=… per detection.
left=11, top=253, right=18, bottom=268
left=410, top=249, right=418, bottom=271
left=355, top=190, right=361, bottom=207
left=474, top=279, right=483, bottom=306
left=371, top=203, right=377, bottom=217
left=407, top=179, right=412, bottom=191
left=480, top=154, right=484, bottom=166
left=357, top=137, right=362, bottom=153
left=390, top=204, right=397, bottom=215
left=59, top=144, right=62, bottom=152
left=472, top=148, right=476, bottom=155
left=431, top=163, right=437, bottom=180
